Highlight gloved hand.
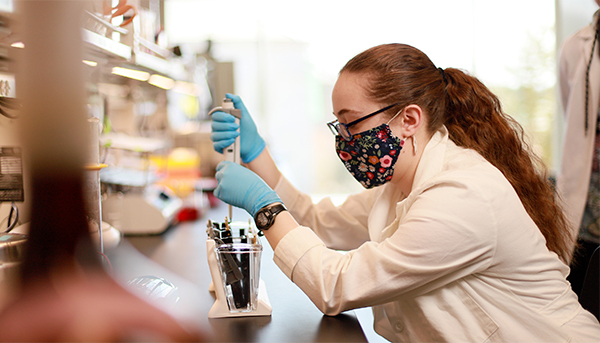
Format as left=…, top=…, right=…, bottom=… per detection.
left=214, top=161, right=281, bottom=217
left=210, top=93, right=266, bottom=164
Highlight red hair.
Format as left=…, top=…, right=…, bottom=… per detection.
left=341, top=43, right=574, bottom=263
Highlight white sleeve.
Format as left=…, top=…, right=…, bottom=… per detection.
left=273, top=176, right=497, bottom=316
left=274, top=175, right=378, bottom=250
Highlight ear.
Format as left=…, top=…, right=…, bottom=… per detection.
left=397, top=104, right=423, bottom=138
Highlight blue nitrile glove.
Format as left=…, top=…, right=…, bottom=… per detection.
left=210, top=93, right=266, bottom=164
left=214, top=161, right=281, bottom=217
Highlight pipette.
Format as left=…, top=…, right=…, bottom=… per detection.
left=208, top=98, right=242, bottom=221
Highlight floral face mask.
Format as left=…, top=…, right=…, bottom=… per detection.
left=335, top=124, right=404, bottom=189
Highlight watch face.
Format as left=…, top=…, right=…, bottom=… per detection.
left=257, top=212, right=269, bottom=227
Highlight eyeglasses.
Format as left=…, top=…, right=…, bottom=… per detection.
left=327, top=103, right=401, bottom=141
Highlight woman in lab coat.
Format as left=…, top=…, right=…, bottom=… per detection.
left=556, top=5, right=600, bottom=296
left=211, top=43, right=600, bottom=342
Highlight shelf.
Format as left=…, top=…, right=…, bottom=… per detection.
left=100, top=132, right=171, bottom=153
left=132, top=50, right=171, bottom=76
left=83, top=29, right=131, bottom=60
left=83, top=29, right=186, bottom=81
left=133, top=50, right=186, bottom=80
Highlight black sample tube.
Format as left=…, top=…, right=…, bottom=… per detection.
left=239, top=247, right=250, bottom=309
left=240, top=228, right=247, bottom=243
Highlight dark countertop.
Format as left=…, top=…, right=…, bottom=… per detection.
left=106, top=203, right=369, bottom=342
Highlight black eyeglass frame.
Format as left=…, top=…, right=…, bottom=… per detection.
left=327, top=103, right=402, bottom=141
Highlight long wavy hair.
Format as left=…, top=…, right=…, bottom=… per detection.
left=341, top=43, right=574, bottom=264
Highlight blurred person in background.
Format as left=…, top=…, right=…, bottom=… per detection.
left=557, top=0, right=600, bottom=297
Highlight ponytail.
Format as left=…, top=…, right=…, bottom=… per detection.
left=342, top=43, right=574, bottom=264
left=442, top=68, right=574, bottom=263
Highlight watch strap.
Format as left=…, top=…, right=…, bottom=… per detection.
left=255, top=203, right=287, bottom=230
left=270, top=203, right=286, bottom=220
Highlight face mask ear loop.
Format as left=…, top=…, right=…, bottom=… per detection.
left=388, top=107, right=409, bottom=152
left=386, top=108, right=404, bottom=126
left=412, top=136, right=418, bottom=155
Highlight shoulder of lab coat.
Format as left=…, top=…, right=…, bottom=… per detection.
left=272, top=127, right=525, bottom=315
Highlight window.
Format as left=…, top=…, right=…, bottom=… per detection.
left=166, top=0, right=557, bottom=197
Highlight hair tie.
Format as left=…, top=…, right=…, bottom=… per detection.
left=438, top=67, right=448, bottom=85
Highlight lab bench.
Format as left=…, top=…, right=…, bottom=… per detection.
left=106, top=202, right=369, bottom=342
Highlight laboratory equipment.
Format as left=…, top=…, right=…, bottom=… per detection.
left=89, top=221, right=121, bottom=250
left=126, top=275, right=180, bottom=310
left=208, top=98, right=241, bottom=220
left=85, top=117, right=106, bottom=252
left=213, top=98, right=241, bottom=164
left=0, top=232, right=27, bottom=294
left=0, top=232, right=27, bottom=263
left=99, top=133, right=183, bottom=235
left=102, top=183, right=182, bottom=235
left=206, top=219, right=271, bottom=318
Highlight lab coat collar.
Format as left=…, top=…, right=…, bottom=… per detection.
left=368, top=126, right=449, bottom=242
left=410, top=125, right=449, bottom=192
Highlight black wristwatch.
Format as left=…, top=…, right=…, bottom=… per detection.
left=254, top=203, right=287, bottom=231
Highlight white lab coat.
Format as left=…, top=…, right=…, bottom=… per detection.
left=273, top=127, right=600, bottom=342
left=556, top=11, right=600, bottom=243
